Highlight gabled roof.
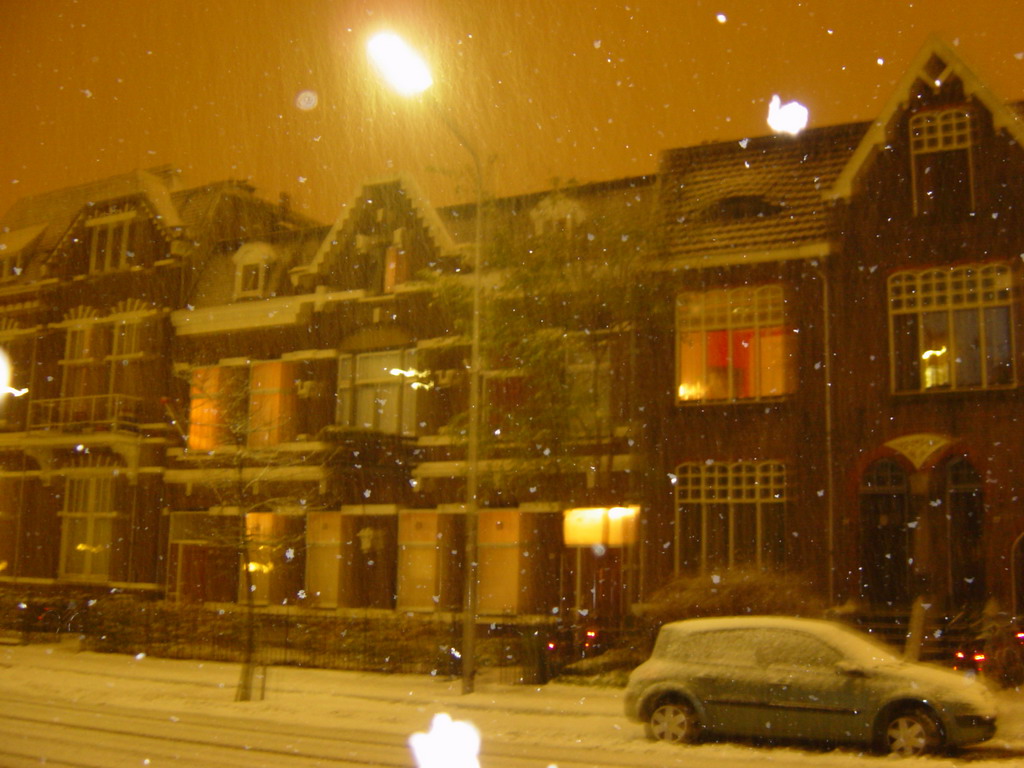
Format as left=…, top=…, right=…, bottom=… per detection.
left=829, top=36, right=1024, bottom=200
left=0, top=224, right=46, bottom=263
left=0, top=167, right=185, bottom=255
left=300, top=174, right=459, bottom=279
left=658, top=122, right=866, bottom=262
left=170, top=180, right=320, bottom=245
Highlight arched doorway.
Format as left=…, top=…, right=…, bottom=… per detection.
left=859, top=458, right=911, bottom=607
left=858, top=446, right=986, bottom=613
left=944, top=457, right=985, bottom=608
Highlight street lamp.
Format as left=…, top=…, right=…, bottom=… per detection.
left=368, top=31, right=484, bottom=694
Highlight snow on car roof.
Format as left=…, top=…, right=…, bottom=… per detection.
left=658, top=615, right=899, bottom=663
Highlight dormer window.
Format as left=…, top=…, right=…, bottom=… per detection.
left=86, top=208, right=136, bottom=273
left=704, top=194, right=783, bottom=221
left=910, top=107, right=977, bottom=216
left=232, top=242, right=277, bottom=300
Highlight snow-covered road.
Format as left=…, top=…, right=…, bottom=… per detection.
left=1, top=639, right=1022, bottom=767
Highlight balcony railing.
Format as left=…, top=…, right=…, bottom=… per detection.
left=28, top=394, right=143, bottom=433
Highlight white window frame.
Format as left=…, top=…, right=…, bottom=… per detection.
left=676, top=284, right=791, bottom=402
left=232, top=242, right=277, bottom=300
left=888, top=262, right=1016, bottom=392
left=59, top=473, right=117, bottom=580
left=673, top=460, right=787, bottom=573
left=337, top=348, right=420, bottom=436
left=909, top=107, right=978, bottom=215
left=86, top=209, right=135, bottom=273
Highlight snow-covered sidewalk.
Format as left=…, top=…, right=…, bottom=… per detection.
left=2, top=638, right=1024, bottom=766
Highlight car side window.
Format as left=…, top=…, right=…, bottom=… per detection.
left=754, top=629, right=843, bottom=668
left=666, top=629, right=758, bottom=666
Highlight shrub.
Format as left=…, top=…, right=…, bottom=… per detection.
left=634, top=568, right=826, bottom=633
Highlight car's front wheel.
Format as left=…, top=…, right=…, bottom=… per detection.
left=646, top=700, right=700, bottom=744
left=882, top=707, right=943, bottom=756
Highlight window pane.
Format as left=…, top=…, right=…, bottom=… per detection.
left=355, top=386, right=377, bottom=429
left=93, top=228, right=108, bottom=271
left=336, top=389, right=353, bottom=426
left=63, top=516, right=89, bottom=575
left=892, top=313, right=918, bottom=391
left=758, top=326, right=789, bottom=396
left=110, top=223, right=124, bottom=270
left=952, top=309, right=981, bottom=387
left=920, top=311, right=950, bottom=388
left=732, top=503, right=757, bottom=565
left=375, top=382, right=400, bottom=433
left=763, top=502, right=786, bottom=568
left=984, top=306, right=1013, bottom=386
left=241, top=264, right=261, bottom=292
left=357, top=351, right=400, bottom=379
left=677, top=331, right=704, bottom=400
left=705, top=503, right=728, bottom=567
left=730, top=329, right=754, bottom=398
left=677, top=503, right=702, bottom=571
left=91, top=516, right=113, bottom=576
left=401, top=379, right=419, bottom=436
left=705, top=329, right=729, bottom=399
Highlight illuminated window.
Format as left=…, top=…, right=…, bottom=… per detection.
left=188, top=365, right=248, bottom=450
left=910, top=108, right=977, bottom=216
left=676, top=285, right=792, bottom=402
left=59, top=474, right=115, bottom=580
left=243, top=512, right=304, bottom=606
left=674, top=460, right=787, bottom=573
left=889, top=263, right=1015, bottom=392
left=248, top=360, right=299, bottom=447
left=337, top=349, right=420, bottom=436
left=86, top=208, right=136, bottom=273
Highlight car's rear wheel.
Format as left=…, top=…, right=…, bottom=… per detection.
left=646, top=700, right=700, bottom=744
left=882, top=707, right=943, bottom=756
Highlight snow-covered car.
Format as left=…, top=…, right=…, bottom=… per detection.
left=624, top=615, right=997, bottom=756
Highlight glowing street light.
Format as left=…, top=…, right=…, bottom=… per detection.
left=368, top=31, right=484, bottom=695
left=0, top=350, right=27, bottom=397
left=367, top=32, right=433, bottom=96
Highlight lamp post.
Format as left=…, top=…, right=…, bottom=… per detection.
left=368, top=31, right=483, bottom=694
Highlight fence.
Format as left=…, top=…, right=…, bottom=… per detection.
left=0, top=592, right=562, bottom=683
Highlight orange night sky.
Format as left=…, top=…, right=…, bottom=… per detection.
left=2, top=0, right=1023, bottom=224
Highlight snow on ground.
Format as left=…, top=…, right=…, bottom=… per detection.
left=1, top=638, right=1023, bottom=767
